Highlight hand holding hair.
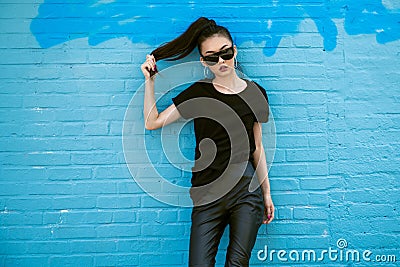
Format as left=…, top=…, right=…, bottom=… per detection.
left=141, top=54, right=158, bottom=80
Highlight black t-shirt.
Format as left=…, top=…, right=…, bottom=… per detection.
left=172, top=78, right=269, bottom=187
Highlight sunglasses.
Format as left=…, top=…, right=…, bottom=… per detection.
left=201, top=47, right=235, bottom=66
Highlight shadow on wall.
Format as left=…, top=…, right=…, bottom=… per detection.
left=31, top=0, right=400, bottom=56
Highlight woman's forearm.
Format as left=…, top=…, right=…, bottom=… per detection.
left=143, top=79, right=159, bottom=129
left=253, top=145, right=271, bottom=196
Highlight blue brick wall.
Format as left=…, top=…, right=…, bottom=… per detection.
left=1, top=1, right=399, bottom=266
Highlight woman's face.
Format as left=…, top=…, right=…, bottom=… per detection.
left=200, top=35, right=237, bottom=78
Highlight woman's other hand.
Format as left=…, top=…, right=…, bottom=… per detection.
left=263, top=194, right=275, bottom=224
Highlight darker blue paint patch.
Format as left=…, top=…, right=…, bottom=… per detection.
left=31, top=0, right=400, bottom=55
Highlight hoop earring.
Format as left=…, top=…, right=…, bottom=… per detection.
left=234, top=57, right=238, bottom=69
left=204, top=66, right=210, bottom=78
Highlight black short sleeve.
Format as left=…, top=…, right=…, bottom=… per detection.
left=171, top=83, right=198, bottom=119
left=252, top=81, right=270, bottom=123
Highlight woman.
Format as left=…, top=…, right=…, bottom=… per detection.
left=140, top=17, right=274, bottom=267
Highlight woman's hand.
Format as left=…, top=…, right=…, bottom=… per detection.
left=263, top=194, right=275, bottom=224
left=141, top=54, right=157, bottom=80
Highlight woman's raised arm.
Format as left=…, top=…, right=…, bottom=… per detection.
left=141, top=54, right=181, bottom=130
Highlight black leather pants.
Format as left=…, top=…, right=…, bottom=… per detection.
left=189, top=161, right=264, bottom=267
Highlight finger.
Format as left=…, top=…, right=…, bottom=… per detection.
left=262, top=206, right=271, bottom=224
left=266, top=211, right=272, bottom=222
left=141, top=62, right=150, bottom=71
left=150, top=55, right=156, bottom=66
left=145, top=60, right=156, bottom=71
left=142, top=63, right=153, bottom=75
left=144, top=61, right=153, bottom=71
left=262, top=209, right=269, bottom=224
left=146, top=54, right=156, bottom=64
left=268, top=214, right=274, bottom=223
left=267, top=207, right=274, bottom=223
left=267, top=212, right=273, bottom=223
left=147, top=63, right=154, bottom=73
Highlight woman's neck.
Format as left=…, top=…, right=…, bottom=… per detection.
left=212, top=73, right=244, bottom=93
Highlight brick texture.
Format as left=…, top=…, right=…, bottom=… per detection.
left=0, top=1, right=399, bottom=266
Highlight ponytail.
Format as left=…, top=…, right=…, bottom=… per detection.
left=149, top=17, right=235, bottom=76
left=151, top=17, right=213, bottom=61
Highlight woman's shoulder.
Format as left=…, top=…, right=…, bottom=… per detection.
left=194, top=78, right=213, bottom=88
left=182, top=78, right=212, bottom=90
left=243, top=79, right=269, bottom=102
left=243, top=78, right=265, bottom=89
left=179, top=78, right=212, bottom=96
left=172, top=79, right=210, bottom=103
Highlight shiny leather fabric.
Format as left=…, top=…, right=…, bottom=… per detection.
left=189, top=161, right=264, bottom=267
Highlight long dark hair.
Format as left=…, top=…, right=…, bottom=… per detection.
left=149, top=17, right=239, bottom=76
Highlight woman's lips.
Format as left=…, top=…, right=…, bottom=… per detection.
left=219, top=65, right=229, bottom=72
